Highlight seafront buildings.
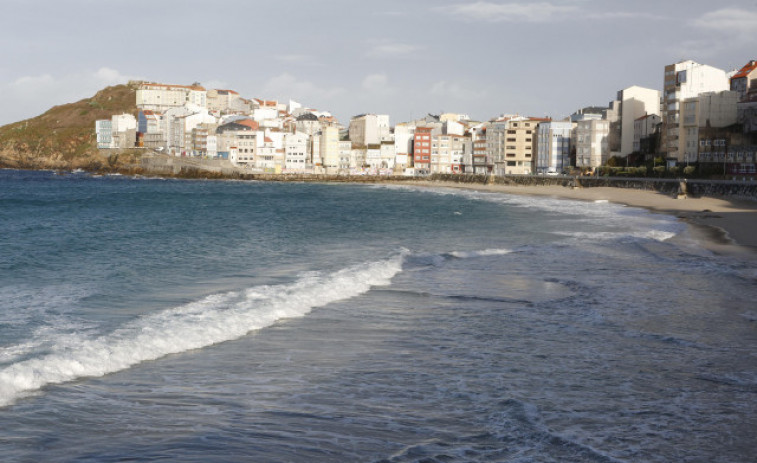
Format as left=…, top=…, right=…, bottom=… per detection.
left=96, top=58, right=757, bottom=176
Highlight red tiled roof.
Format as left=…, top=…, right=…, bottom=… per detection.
left=236, top=119, right=260, bottom=130
left=731, top=60, right=757, bottom=80
left=264, top=137, right=273, bottom=143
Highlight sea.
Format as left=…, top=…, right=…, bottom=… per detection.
left=0, top=168, right=755, bottom=463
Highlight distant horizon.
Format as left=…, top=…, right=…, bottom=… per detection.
left=1, top=1, right=754, bottom=126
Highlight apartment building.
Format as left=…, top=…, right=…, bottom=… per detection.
left=575, top=119, right=610, bottom=168
left=488, top=117, right=541, bottom=175
left=662, top=60, right=729, bottom=164
left=349, top=114, right=390, bottom=146
left=320, top=126, right=340, bottom=174
left=682, top=90, right=739, bottom=162
left=470, top=124, right=491, bottom=174
left=284, top=132, right=309, bottom=172
left=413, top=126, right=433, bottom=174
left=616, top=86, right=660, bottom=157
left=430, top=133, right=467, bottom=173
left=393, top=124, right=415, bottom=169
left=136, top=82, right=207, bottom=112
left=633, top=114, right=661, bottom=156
left=536, top=121, right=572, bottom=174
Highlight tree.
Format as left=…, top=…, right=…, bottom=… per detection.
left=606, top=155, right=624, bottom=167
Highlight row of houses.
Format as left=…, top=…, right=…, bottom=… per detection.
left=96, top=58, right=757, bottom=176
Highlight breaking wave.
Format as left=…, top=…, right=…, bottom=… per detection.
left=0, top=254, right=405, bottom=407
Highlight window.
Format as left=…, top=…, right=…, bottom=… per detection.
left=507, top=161, right=516, bottom=166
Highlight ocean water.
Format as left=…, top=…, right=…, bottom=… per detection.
left=0, top=169, right=755, bottom=462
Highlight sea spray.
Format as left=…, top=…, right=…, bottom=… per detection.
left=0, top=253, right=405, bottom=407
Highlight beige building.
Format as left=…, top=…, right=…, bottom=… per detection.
left=488, top=117, right=540, bottom=175
left=206, top=89, right=249, bottom=114
left=348, top=114, right=390, bottom=147
left=320, top=126, right=340, bottom=174
left=682, top=90, right=739, bottom=162
left=430, top=133, right=467, bottom=173
left=616, top=86, right=660, bottom=156
left=136, top=82, right=207, bottom=112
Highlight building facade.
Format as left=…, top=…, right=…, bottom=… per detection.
left=536, top=121, right=572, bottom=173
left=661, top=60, right=729, bottom=164
left=575, top=119, right=610, bottom=168
left=616, top=86, right=660, bottom=157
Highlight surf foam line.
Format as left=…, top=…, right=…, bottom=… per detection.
left=0, top=254, right=405, bottom=407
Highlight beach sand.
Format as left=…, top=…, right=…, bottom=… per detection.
left=403, top=180, right=757, bottom=258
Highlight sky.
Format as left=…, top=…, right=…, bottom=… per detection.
left=0, top=0, right=755, bottom=126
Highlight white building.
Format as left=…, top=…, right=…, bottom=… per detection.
left=662, top=60, right=730, bottom=164
left=284, top=132, right=310, bottom=172
left=536, top=121, right=572, bottom=173
left=393, top=124, right=415, bottom=169
left=95, top=120, right=113, bottom=149
left=616, top=86, right=660, bottom=156
left=338, top=140, right=353, bottom=172
left=96, top=113, right=137, bottom=149
left=164, top=106, right=216, bottom=155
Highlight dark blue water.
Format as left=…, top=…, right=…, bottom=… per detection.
left=1, top=169, right=755, bottom=462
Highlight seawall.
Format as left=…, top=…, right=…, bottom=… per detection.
left=138, top=154, right=757, bottom=200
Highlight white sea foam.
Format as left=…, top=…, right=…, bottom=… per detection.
left=0, top=254, right=405, bottom=407
left=448, top=248, right=513, bottom=259
left=377, top=183, right=683, bottom=242
left=555, top=229, right=679, bottom=243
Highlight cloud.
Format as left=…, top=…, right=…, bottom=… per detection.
left=201, top=79, right=230, bottom=90
left=361, top=73, right=395, bottom=95
left=262, top=73, right=344, bottom=102
left=437, top=1, right=663, bottom=23
left=690, top=7, right=757, bottom=38
left=437, top=1, right=577, bottom=23
left=670, top=7, right=757, bottom=58
left=430, top=80, right=485, bottom=100
left=275, top=54, right=323, bottom=66
left=368, top=42, right=424, bottom=57
left=1, top=67, right=140, bottom=125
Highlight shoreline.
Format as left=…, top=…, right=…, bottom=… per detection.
left=398, top=180, right=757, bottom=259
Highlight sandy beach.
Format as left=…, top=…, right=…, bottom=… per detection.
left=404, top=180, right=757, bottom=257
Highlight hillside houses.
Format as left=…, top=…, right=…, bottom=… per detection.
left=96, top=58, right=757, bottom=176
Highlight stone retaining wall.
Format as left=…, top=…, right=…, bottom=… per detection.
left=138, top=155, right=757, bottom=200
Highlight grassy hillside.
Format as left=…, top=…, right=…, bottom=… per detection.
left=0, top=82, right=140, bottom=170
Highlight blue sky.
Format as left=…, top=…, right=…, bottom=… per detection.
left=0, top=0, right=755, bottom=126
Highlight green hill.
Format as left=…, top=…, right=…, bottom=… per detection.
left=0, top=82, right=140, bottom=170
